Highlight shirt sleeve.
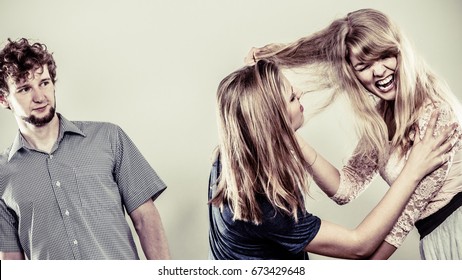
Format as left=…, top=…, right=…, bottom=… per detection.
left=0, top=199, right=22, bottom=252
left=262, top=207, right=321, bottom=255
left=112, top=125, right=167, bottom=214
left=385, top=103, right=462, bottom=247
left=331, top=144, right=380, bottom=205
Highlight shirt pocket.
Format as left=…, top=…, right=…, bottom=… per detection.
left=74, top=165, right=121, bottom=211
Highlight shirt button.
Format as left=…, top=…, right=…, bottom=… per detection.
left=65, top=210, right=70, bottom=216
left=56, top=181, right=61, bottom=187
left=49, top=155, right=53, bottom=159
left=73, top=240, right=78, bottom=245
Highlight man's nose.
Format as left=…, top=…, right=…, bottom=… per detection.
left=31, top=87, right=46, bottom=103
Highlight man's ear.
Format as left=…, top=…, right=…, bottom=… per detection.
left=0, top=94, right=11, bottom=109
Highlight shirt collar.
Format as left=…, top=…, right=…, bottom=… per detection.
left=8, top=113, right=86, bottom=161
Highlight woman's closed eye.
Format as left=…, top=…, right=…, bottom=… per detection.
left=355, top=63, right=370, bottom=72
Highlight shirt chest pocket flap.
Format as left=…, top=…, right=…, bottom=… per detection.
left=74, top=165, right=121, bottom=211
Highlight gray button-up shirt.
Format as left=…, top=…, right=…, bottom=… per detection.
left=0, top=114, right=167, bottom=259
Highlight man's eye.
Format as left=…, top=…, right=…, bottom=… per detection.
left=17, top=87, right=30, bottom=94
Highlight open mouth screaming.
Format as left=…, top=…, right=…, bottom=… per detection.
left=375, top=74, right=394, bottom=92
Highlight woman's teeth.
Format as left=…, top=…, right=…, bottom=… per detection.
left=376, top=75, right=394, bottom=91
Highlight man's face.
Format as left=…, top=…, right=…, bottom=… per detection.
left=1, top=64, right=56, bottom=127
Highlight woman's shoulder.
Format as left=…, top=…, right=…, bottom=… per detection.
left=210, top=147, right=220, bottom=164
left=420, top=99, right=448, bottom=112
left=417, top=100, right=454, bottom=124
left=415, top=100, right=462, bottom=151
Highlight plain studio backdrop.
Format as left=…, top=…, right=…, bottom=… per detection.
left=0, top=0, right=461, bottom=260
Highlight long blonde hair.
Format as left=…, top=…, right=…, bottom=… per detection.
left=210, top=60, right=311, bottom=225
left=256, top=8, right=462, bottom=165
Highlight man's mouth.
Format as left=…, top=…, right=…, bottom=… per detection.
left=33, top=105, right=48, bottom=112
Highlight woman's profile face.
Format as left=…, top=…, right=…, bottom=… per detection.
left=349, top=52, right=398, bottom=101
left=282, top=77, right=304, bottom=131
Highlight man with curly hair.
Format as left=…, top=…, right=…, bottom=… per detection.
left=0, top=38, right=170, bottom=260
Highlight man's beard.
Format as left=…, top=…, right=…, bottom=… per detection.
left=22, top=106, right=56, bottom=127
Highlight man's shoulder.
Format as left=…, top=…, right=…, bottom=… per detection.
left=70, top=120, right=121, bottom=133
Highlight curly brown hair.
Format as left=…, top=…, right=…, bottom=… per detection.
left=0, top=38, right=57, bottom=96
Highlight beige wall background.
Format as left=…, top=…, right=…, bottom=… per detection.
left=0, top=0, right=461, bottom=260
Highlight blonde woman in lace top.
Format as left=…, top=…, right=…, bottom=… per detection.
left=247, top=9, right=462, bottom=259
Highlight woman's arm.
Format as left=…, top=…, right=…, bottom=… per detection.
left=295, top=134, right=341, bottom=197
left=304, top=110, right=458, bottom=259
left=369, top=241, right=397, bottom=259
left=296, top=134, right=379, bottom=200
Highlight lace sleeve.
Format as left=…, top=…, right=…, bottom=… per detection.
left=331, top=146, right=379, bottom=205
left=385, top=103, right=462, bottom=247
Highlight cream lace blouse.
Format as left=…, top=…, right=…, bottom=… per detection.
left=332, top=102, right=462, bottom=248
